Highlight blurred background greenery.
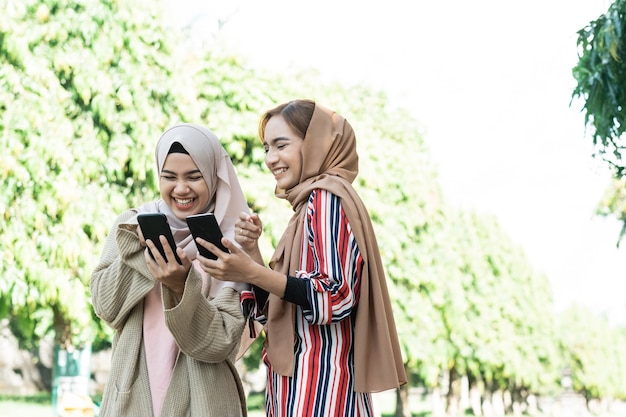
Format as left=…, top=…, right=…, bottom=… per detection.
left=1, top=0, right=626, bottom=416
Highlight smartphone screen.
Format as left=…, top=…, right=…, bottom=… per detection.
left=185, top=213, right=229, bottom=260
left=137, top=213, right=182, bottom=264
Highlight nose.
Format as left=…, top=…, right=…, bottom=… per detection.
left=174, top=180, right=190, bottom=193
left=265, top=148, right=279, bottom=165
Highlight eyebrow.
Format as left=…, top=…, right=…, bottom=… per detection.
left=161, top=169, right=202, bottom=176
left=263, top=137, right=291, bottom=146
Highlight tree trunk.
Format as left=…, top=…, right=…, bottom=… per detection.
left=394, top=363, right=411, bottom=417
left=395, top=385, right=411, bottom=417
left=511, top=386, right=523, bottom=417
left=503, top=388, right=512, bottom=413
left=584, top=389, right=592, bottom=412
left=52, top=303, right=72, bottom=348
left=482, top=394, right=493, bottom=417
left=482, top=380, right=498, bottom=417
left=526, top=394, right=538, bottom=415
left=431, top=386, right=446, bottom=417
left=468, top=373, right=483, bottom=417
left=460, top=374, right=469, bottom=413
left=492, top=389, right=505, bottom=417
left=445, top=367, right=461, bottom=416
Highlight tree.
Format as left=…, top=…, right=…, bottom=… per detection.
left=572, top=0, right=626, bottom=242
left=5, top=1, right=624, bottom=414
left=596, top=177, right=626, bottom=244
left=572, top=0, right=626, bottom=175
left=557, top=305, right=626, bottom=409
left=423, top=209, right=559, bottom=417
left=0, top=0, right=189, bottom=349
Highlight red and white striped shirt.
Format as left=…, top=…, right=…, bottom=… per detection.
left=259, top=189, right=374, bottom=416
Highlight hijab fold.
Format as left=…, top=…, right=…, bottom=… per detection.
left=265, top=103, right=407, bottom=393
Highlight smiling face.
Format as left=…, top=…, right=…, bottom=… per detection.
left=263, top=115, right=304, bottom=190
left=159, top=152, right=210, bottom=219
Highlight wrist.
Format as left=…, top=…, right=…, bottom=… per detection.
left=245, top=245, right=263, bottom=262
left=247, top=262, right=266, bottom=286
left=247, top=265, right=287, bottom=298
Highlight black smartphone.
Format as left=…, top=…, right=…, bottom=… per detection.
left=137, top=213, right=182, bottom=264
left=185, top=213, right=229, bottom=260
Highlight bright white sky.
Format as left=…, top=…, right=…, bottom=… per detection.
left=170, top=0, right=625, bottom=324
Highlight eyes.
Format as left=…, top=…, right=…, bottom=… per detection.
left=264, top=142, right=288, bottom=154
left=160, top=173, right=203, bottom=181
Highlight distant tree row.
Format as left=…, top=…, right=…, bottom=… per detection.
left=1, top=0, right=624, bottom=416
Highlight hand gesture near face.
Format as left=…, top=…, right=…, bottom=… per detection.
left=234, top=212, right=263, bottom=253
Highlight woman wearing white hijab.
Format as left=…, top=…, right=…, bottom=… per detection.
left=91, top=124, right=250, bottom=417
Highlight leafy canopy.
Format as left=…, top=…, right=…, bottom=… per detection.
left=572, top=0, right=626, bottom=176
left=572, top=0, right=626, bottom=243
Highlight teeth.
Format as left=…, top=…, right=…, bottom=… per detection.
left=175, top=198, right=193, bottom=204
left=273, top=168, right=287, bottom=175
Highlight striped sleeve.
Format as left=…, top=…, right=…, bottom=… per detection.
left=299, top=189, right=363, bottom=324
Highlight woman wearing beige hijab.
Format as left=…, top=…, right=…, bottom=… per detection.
left=198, top=100, right=407, bottom=416
left=91, top=124, right=250, bottom=417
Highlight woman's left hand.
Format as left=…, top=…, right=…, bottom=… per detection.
left=234, top=212, right=263, bottom=253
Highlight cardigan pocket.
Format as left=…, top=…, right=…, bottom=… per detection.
left=111, top=384, right=133, bottom=416
left=99, top=379, right=141, bottom=417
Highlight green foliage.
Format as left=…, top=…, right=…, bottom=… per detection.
left=0, top=392, right=51, bottom=404
left=572, top=0, right=626, bottom=177
left=557, top=305, right=626, bottom=400
left=596, top=177, right=626, bottom=245
left=572, top=0, right=626, bottom=243
left=2, top=0, right=625, bottom=408
left=415, top=208, right=560, bottom=394
left=0, top=0, right=187, bottom=347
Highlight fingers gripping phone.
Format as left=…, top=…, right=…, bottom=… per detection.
left=185, top=213, right=229, bottom=260
left=137, top=213, right=182, bottom=264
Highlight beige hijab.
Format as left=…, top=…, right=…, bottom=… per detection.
left=136, top=124, right=251, bottom=416
left=265, top=103, right=407, bottom=392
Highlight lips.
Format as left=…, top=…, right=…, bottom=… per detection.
left=173, top=197, right=195, bottom=209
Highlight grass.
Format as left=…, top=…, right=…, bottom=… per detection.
left=0, top=393, right=265, bottom=417
left=0, top=400, right=54, bottom=417
left=0, top=400, right=265, bottom=417
left=0, top=391, right=424, bottom=417
left=0, top=389, right=436, bottom=417
left=7, top=392, right=624, bottom=417
left=0, top=392, right=434, bottom=417
left=0, top=394, right=52, bottom=417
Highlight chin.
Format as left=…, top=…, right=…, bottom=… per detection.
left=277, top=180, right=295, bottom=190
left=172, top=206, right=194, bottom=217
